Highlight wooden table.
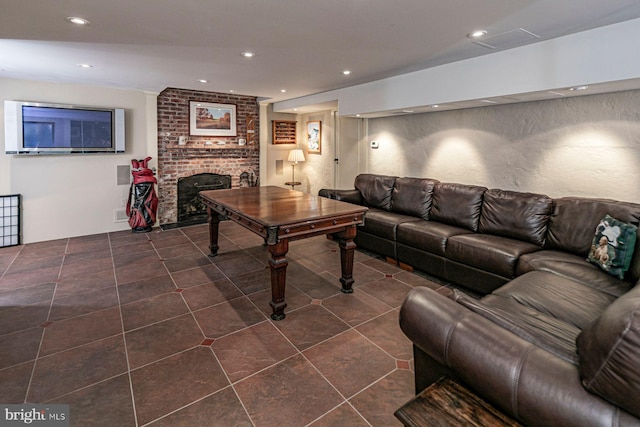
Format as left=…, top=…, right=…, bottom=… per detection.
left=199, top=186, right=367, bottom=320
left=394, top=377, right=522, bottom=427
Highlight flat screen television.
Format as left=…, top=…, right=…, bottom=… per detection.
left=4, top=100, right=125, bottom=155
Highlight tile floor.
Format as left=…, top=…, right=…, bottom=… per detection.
left=0, top=221, right=445, bottom=426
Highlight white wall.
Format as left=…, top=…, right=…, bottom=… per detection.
left=1, top=78, right=157, bottom=243
left=296, top=110, right=335, bottom=195
left=367, top=90, right=640, bottom=203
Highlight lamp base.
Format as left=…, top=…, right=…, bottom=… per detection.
left=284, top=181, right=301, bottom=190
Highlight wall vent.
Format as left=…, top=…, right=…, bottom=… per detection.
left=114, top=208, right=128, bottom=223
left=473, top=28, right=540, bottom=50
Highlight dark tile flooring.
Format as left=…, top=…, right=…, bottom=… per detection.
left=0, top=221, right=445, bottom=426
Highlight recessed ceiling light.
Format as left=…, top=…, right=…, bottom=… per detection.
left=467, top=30, right=487, bottom=38
left=66, top=17, right=90, bottom=25
left=77, top=63, right=93, bottom=68
left=197, top=79, right=208, bottom=83
left=569, top=85, right=589, bottom=91
left=342, top=70, right=352, bottom=75
left=402, top=110, right=414, bottom=113
left=430, top=104, right=440, bottom=108
left=241, top=51, right=255, bottom=58
left=280, top=89, right=287, bottom=93
left=229, top=89, right=235, bottom=93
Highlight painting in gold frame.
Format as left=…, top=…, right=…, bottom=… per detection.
left=306, top=121, right=321, bottom=154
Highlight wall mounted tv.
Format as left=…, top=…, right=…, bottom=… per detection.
left=4, top=100, right=125, bottom=155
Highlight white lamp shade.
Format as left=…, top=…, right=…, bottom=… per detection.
left=288, top=149, right=306, bottom=163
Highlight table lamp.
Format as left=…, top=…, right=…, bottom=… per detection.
left=286, top=149, right=305, bottom=189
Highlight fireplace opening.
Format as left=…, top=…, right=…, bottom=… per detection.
left=177, top=173, right=231, bottom=227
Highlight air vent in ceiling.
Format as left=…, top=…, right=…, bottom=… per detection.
left=472, top=28, right=540, bottom=50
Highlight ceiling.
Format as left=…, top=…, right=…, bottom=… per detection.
left=2, top=0, right=640, bottom=111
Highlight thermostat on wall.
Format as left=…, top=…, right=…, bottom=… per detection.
left=370, top=140, right=379, bottom=149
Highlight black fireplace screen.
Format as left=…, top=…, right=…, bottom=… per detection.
left=177, top=173, right=231, bottom=226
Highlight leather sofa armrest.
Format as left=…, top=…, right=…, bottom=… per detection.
left=318, top=188, right=363, bottom=205
left=399, top=287, right=640, bottom=427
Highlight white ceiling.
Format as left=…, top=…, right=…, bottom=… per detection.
left=2, top=0, right=640, bottom=109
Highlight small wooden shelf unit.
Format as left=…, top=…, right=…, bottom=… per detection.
left=272, top=120, right=297, bottom=144
left=394, top=377, right=522, bottom=427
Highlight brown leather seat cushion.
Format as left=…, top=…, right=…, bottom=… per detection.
left=446, top=234, right=541, bottom=278
left=359, top=208, right=418, bottom=240
left=517, top=250, right=633, bottom=298
left=397, top=220, right=472, bottom=256
left=493, top=271, right=616, bottom=329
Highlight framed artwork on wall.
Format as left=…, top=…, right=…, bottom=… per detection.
left=189, top=101, right=237, bottom=136
left=307, top=121, right=321, bottom=154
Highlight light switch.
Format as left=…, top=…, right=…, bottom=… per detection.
left=370, top=140, right=379, bottom=149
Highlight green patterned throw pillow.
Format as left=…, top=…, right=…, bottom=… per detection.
left=587, top=215, right=637, bottom=279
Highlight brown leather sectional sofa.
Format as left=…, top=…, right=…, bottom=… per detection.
left=319, top=174, right=640, bottom=426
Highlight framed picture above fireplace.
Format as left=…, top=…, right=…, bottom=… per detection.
left=189, top=101, right=237, bottom=136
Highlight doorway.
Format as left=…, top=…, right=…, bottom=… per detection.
left=334, top=113, right=363, bottom=189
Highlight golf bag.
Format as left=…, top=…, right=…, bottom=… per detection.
left=126, top=157, right=158, bottom=233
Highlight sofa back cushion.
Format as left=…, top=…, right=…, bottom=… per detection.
left=479, top=189, right=553, bottom=246
left=430, top=183, right=487, bottom=231
left=391, top=177, right=438, bottom=220
left=354, top=174, right=397, bottom=211
left=577, top=285, right=640, bottom=418
left=546, top=197, right=640, bottom=282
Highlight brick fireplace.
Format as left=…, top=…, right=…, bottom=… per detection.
left=157, top=88, right=260, bottom=226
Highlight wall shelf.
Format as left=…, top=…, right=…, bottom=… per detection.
left=272, top=120, right=297, bottom=144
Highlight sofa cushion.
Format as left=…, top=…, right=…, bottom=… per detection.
left=586, top=215, right=637, bottom=280
left=493, top=271, right=615, bottom=330
left=545, top=197, right=640, bottom=283
left=517, top=250, right=633, bottom=298
left=359, top=208, right=417, bottom=240
left=391, top=177, right=437, bottom=220
left=577, top=285, right=640, bottom=418
left=397, top=220, right=472, bottom=256
left=446, top=234, right=541, bottom=278
left=430, top=182, right=487, bottom=231
left=451, top=290, right=580, bottom=364
left=354, top=174, right=397, bottom=211
left=478, top=189, right=553, bottom=246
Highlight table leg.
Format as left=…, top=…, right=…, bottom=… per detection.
left=268, top=239, right=289, bottom=320
left=207, top=207, right=220, bottom=257
left=335, top=225, right=357, bottom=293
